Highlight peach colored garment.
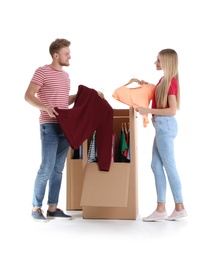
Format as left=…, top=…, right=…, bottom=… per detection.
left=112, top=84, right=155, bottom=127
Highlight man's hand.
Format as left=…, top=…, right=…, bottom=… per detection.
left=46, top=107, right=58, bottom=118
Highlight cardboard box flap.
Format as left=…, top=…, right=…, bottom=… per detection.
left=80, top=162, right=130, bottom=207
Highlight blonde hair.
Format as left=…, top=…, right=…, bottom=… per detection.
left=156, top=49, right=180, bottom=109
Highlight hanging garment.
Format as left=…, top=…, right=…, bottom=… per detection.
left=111, top=131, right=116, bottom=163
left=126, top=130, right=130, bottom=161
left=87, top=131, right=97, bottom=162
left=88, top=131, right=116, bottom=163
left=72, top=145, right=83, bottom=159
left=112, top=84, right=155, bottom=127
left=119, top=128, right=128, bottom=162
left=123, top=122, right=129, bottom=158
left=55, top=85, right=113, bottom=171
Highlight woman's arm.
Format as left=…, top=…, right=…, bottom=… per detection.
left=135, top=95, right=177, bottom=116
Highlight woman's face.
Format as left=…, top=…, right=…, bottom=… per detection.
left=154, top=55, right=162, bottom=70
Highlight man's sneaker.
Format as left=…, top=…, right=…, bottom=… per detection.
left=46, top=208, right=72, bottom=220
left=32, top=208, right=48, bottom=222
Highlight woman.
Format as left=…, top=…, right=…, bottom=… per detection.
left=135, top=48, right=187, bottom=221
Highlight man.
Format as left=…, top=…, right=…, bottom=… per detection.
left=24, top=38, right=76, bottom=222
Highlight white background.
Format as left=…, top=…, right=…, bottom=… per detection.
left=1, top=0, right=211, bottom=259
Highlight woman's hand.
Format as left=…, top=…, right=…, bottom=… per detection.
left=135, top=107, right=149, bottom=115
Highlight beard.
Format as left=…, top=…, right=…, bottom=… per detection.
left=59, top=60, right=70, bottom=67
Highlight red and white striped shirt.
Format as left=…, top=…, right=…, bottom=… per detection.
left=31, top=64, right=70, bottom=124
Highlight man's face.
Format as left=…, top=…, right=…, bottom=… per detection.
left=57, top=47, right=71, bottom=66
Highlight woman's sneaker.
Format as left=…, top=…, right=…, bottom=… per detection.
left=166, top=209, right=187, bottom=221
left=46, top=208, right=72, bottom=220
left=32, top=208, right=48, bottom=222
left=142, top=210, right=167, bottom=222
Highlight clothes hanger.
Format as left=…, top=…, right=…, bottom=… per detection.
left=124, top=122, right=128, bottom=134
left=123, top=78, right=143, bottom=88
left=121, top=123, right=124, bottom=132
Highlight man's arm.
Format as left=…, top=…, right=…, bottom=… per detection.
left=24, top=83, right=58, bottom=117
left=68, top=94, right=77, bottom=106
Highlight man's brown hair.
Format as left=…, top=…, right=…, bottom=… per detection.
left=49, top=38, right=71, bottom=57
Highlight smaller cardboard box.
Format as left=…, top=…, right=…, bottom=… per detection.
left=80, top=162, right=137, bottom=220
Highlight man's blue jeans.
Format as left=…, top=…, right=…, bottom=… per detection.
left=151, top=116, right=183, bottom=203
left=32, top=123, right=69, bottom=208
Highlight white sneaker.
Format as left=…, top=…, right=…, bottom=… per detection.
left=166, top=209, right=187, bottom=221
left=142, top=210, right=167, bottom=222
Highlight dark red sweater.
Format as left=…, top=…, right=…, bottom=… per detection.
left=54, top=85, right=113, bottom=171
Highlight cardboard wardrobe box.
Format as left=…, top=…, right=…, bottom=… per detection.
left=66, top=141, right=87, bottom=210
left=66, top=107, right=139, bottom=219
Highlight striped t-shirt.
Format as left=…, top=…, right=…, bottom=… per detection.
left=31, top=64, right=70, bottom=124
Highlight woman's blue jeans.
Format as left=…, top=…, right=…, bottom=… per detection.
left=32, top=123, right=69, bottom=208
left=151, top=116, right=183, bottom=203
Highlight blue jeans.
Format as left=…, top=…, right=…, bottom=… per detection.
left=32, top=123, right=69, bottom=208
left=151, top=116, right=183, bottom=203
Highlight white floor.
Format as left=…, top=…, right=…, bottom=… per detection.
left=2, top=183, right=210, bottom=260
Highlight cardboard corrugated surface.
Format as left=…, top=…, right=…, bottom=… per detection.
left=80, top=162, right=130, bottom=207
left=66, top=141, right=87, bottom=210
